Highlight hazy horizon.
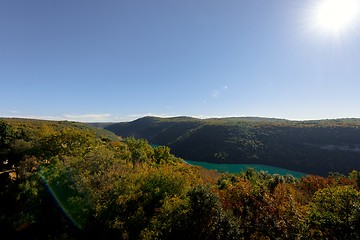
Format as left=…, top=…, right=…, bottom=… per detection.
left=2, top=114, right=360, bottom=123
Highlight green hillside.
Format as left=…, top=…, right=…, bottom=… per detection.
left=2, top=118, right=120, bottom=141
left=104, top=116, right=360, bottom=176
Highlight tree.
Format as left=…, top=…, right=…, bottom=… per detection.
left=36, top=128, right=97, bottom=160
left=307, top=186, right=360, bottom=239
left=349, top=170, right=360, bottom=188
left=0, top=121, right=16, bottom=170
left=0, top=121, right=15, bottom=149
left=153, top=146, right=174, bottom=164
left=124, top=137, right=153, bottom=168
left=184, top=185, right=242, bottom=240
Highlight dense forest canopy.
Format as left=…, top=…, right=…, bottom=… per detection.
left=1, top=118, right=360, bottom=239
left=101, top=116, right=360, bottom=176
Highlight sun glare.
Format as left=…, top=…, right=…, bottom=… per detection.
left=314, top=0, right=359, bottom=34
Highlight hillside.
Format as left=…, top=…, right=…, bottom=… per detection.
left=1, top=118, right=360, bottom=239
left=103, top=116, right=360, bottom=176
left=2, top=118, right=119, bottom=141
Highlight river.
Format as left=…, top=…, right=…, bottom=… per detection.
left=151, top=144, right=306, bottom=178
left=185, top=160, right=307, bottom=178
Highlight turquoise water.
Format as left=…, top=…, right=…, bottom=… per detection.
left=150, top=144, right=306, bottom=178
left=185, top=160, right=307, bottom=178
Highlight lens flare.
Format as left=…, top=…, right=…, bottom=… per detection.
left=39, top=166, right=84, bottom=229
left=300, top=0, right=360, bottom=45
left=315, top=0, right=358, bottom=33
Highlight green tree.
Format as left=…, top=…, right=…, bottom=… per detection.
left=0, top=121, right=16, bottom=149
left=36, top=128, right=97, bottom=160
left=349, top=170, right=360, bottom=188
left=0, top=121, right=16, bottom=170
left=125, top=137, right=153, bottom=168
left=184, top=186, right=242, bottom=240
left=153, top=146, right=174, bottom=164
left=307, top=186, right=360, bottom=239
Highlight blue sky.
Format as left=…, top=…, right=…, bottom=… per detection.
left=1, top=0, right=360, bottom=122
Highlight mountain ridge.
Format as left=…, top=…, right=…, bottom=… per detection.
left=99, top=116, right=360, bottom=176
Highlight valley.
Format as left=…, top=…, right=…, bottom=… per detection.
left=98, top=116, right=360, bottom=176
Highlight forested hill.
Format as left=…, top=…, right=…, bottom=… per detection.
left=2, top=118, right=360, bottom=239
left=102, top=116, right=360, bottom=176
left=2, top=118, right=120, bottom=141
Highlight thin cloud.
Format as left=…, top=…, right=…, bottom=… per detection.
left=63, top=114, right=112, bottom=122
left=1, top=114, right=65, bottom=121
left=0, top=110, right=21, bottom=114
left=1, top=112, right=115, bottom=122
left=125, top=113, right=176, bottom=120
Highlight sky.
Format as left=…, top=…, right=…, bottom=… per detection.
left=1, top=0, right=360, bottom=122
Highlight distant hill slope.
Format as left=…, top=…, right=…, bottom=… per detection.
left=2, top=118, right=120, bottom=141
left=104, top=116, right=360, bottom=176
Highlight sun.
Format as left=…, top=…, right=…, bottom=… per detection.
left=314, top=0, right=359, bottom=34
